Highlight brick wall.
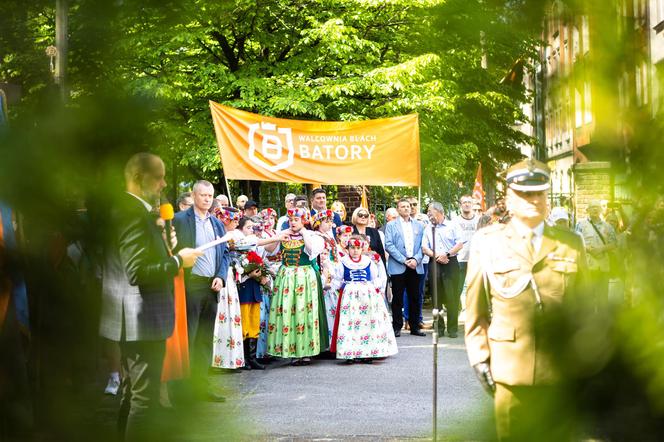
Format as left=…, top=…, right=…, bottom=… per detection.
left=336, top=185, right=365, bottom=219
left=573, top=161, right=612, bottom=218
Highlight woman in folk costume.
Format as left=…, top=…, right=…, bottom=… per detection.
left=312, top=210, right=339, bottom=345
left=267, top=208, right=328, bottom=365
left=210, top=207, right=245, bottom=369
left=335, top=225, right=353, bottom=260
left=233, top=216, right=277, bottom=370
left=256, top=208, right=280, bottom=362
left=359, top=233, right=388, bottom=298
left=330, top=235, right=397, bottom=364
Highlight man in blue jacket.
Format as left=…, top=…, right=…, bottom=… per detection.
left=173, top=180, right=230, bottom=402
left=384, top=198, right=426, bottom=337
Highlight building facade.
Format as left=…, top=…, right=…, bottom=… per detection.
left=527, top=0, right=663, bottom=220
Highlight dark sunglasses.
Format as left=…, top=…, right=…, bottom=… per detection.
left=357, top=213, right=369, bottom=218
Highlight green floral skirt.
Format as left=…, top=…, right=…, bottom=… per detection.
left=267, top=265, right=322, bottom=358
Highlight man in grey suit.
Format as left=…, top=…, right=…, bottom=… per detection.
left=384, top=198, right=426, bottom=337
left=100, top=152, right=201, bottom=441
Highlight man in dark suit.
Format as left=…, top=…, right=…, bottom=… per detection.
left=101, top=152, right=201, bottom=441
left=173, top=180, right=229, bottom=401
left=310, top=188, right=343, bottom=236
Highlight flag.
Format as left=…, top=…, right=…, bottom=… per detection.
left=162, top=269, right=190, bottom=381
left=360, top=186, right=369, bottom=210
left=472, top=164, right=486, bottom=212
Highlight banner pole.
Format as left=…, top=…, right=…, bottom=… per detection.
left=224, top=174, right=233, bottom=208
left=431, top=223, right=439, bottom=442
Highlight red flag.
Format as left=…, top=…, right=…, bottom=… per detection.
left=472, top=164, right=486, bottom=212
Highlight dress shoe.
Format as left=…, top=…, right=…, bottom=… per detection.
left=206, top=392, right=227, bottom=402
left=448, top=331, right=458, bottom=338
left=394, top=330, right=401, bottom=337
left=410, top=330, right=426, bottom=336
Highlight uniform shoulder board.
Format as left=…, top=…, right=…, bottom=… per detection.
left=547, top=225, right=584, bottom=249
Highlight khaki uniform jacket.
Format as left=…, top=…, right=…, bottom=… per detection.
left=464, top=221, right=586, bottom=386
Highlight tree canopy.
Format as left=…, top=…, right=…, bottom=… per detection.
left=1, top=0, right=542, bottom=204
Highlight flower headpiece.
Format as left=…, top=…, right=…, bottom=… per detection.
left=287, top=207, right=310, bottom=224
left=312, top=209, right=334, bottom=228
left=260, top=208, right=277, bottom=220
left=336, top=225, right=353, bottom=235
left=347, top=238, right=367, bottom=248
left=215, top=206, right=241, bottom=221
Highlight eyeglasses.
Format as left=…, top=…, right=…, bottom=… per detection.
left=357, top=213, right=369, bottom=218
left=461, top=200, right=473, bottom=204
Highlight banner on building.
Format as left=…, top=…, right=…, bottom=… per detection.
left=209, top=101, right=420, bottom=186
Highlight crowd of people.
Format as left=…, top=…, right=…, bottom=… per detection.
left=1, top=151, right=652, bottom=441
left=98, top=154, right=641, bottom=441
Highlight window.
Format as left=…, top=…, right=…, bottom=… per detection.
left=575, top=86, right=583, bottom=128
left=582, top=16, right=590, bottom=54
left=584, top=81, right=593, bottom=124
left=572, top=26, right=580, bottom=61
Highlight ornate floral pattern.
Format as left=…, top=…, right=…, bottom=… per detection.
left=267, top=265, right=321, bottom=358
left=335, top=268, right=398, bottom=360
left=212, top=269, right=245, bottom=369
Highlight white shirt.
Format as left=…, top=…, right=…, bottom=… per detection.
left=398, top=216, right=415, bottom=258
left=452, top=214, right=478, bottom=262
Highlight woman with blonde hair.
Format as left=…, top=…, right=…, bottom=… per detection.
left=331, top=201, right=347, bottom=224
left=350, top=207, right=386, bottom=269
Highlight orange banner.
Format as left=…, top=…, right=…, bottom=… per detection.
left=210, top=101, right=420, bottom=186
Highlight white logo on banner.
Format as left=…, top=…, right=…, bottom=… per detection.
left=247, top=122, right=294, bottom=172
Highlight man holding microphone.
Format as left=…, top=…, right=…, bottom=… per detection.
left=101, top=152, right=202, bottom=441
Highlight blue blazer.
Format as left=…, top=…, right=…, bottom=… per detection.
left=384, top=218, right=425, bottom=275
left=173, top=207, right=230, bottom=281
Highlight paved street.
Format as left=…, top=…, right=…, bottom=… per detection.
left=91, top=313, right=494, bottom=441
left=197, top=314, right=495, bottom=441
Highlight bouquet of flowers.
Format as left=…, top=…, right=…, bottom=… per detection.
left=235, top=250, right=275, bottom=290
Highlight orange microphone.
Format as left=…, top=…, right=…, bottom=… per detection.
left=160, top=202, right=175, bottom=251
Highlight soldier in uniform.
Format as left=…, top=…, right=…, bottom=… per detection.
left=464, top=158, right=586, bottom=441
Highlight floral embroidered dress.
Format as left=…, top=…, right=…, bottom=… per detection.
left=331, top=255, right=398, bottom=360
left=211, top=230, right=245, bottom=369
left=267, top=230, right=326, bottom=358
left=317, top=232, right=339, bottom=345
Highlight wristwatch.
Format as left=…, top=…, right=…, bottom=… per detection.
left=446, top=252, right=451, bottom=258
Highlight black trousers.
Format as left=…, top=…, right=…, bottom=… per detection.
left=390, top=267, right=421, bottom=332
left=431, top=257, right=460, bottom=334
left=185, top=279, right=218, bottom=386
left=118, top=340, right=166, bottom=442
